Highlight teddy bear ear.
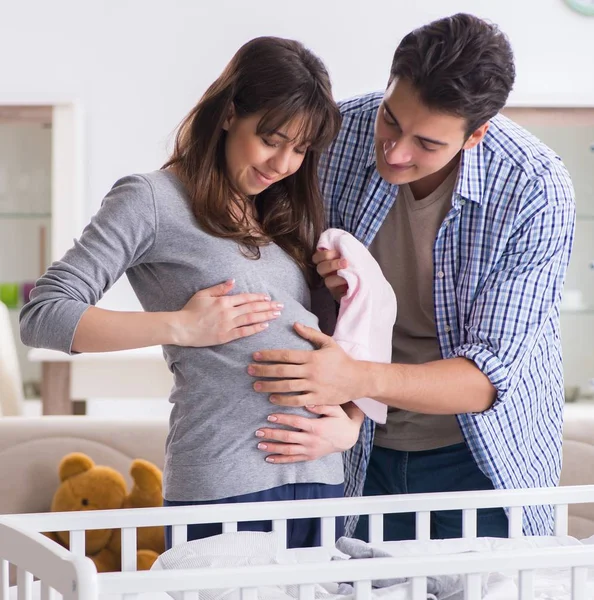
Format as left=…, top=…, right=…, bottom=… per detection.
left=130, top=459, right=162, bottom=492
left=58, top=452, right=95, bottom=482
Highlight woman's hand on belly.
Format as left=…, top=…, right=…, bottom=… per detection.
left=253, top=404, right=364, bottom=463
left=172, top=280, right=284, bottom=347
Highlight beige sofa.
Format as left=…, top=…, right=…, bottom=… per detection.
left=0, top=408, right=593, bottom=537
left=0, top=416, right=168, bottom=515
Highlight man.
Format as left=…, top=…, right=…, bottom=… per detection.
left=249, top=13, right=575, bottom=538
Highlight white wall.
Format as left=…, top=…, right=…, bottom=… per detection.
left=1, top=0, right=593, bottom=312
left=2, top=0, right=592, bottom=412
left=2, top=0, right=593, bottom=285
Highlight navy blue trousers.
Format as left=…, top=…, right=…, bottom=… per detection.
left=164, top=482, right=344, bottom=549
left=354, top=443, right=508, bottom=540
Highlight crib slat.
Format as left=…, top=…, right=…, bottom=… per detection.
left=171, top=525, right=187, bottom=546
left=368, top=514, right=383, bottom=543
left=69, top=530, right=85, bottom=556
left=554, top=504, right=569, bottom=536
left=507, top=506, right=523, bottom=538
left=518, top=570, right=534, bottom=599
left=40, top=582, right=57, bottom=600
left=462, top=509, right=477, bottom=538
left=572, top=566, right=588, bottom=600
left=298, top=584, right=315, bottom=600
left=464, top=573, right=482, bottom=600
left=222, top=522, right=238, bottom=533
left=121, top=528, right=137, bottom=571
left=240, top=588, right=257, bottom=600
left=320, top=517, right=335, bottom=548
left=415, top=511, right=430, bottom=541
left=0, top=560, right=8, bottom=600
left=16, top=569, right=32, bottom=600
left=411, top=576, right=427, bottom=600
left=354, top=580, right=372, bottom=600
left=272, top=519, right=287, bottom=548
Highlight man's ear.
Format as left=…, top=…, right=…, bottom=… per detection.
left=462, top=122, right=489, bottom=151
left=222, top=103, right=236, bottom=132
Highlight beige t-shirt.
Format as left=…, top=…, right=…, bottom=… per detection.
left=369, top=167, right=464, bottom=452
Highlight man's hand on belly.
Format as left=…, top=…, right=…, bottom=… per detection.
left=248, top=323, right=363, bottom=407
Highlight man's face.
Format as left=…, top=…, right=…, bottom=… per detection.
left=374, top=78, right=485, bottom=187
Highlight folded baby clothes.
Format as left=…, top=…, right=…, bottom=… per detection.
left=318, top=228, right=397, bottom=423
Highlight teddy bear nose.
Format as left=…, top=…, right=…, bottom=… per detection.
left=81, top=498, right=89, bottom=506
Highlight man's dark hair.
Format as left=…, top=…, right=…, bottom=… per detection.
left=390, top=13, right=515, bottom=136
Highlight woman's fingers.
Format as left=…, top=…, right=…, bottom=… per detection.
left=225, top=322, right=270, bottom=342
left=233, top=309, right=281, bottom=328
left=233, top=300, right=283, bottom=315
left=226, top=293, right=273, bottom=307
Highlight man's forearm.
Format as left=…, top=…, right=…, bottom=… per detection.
left=356, top=357, right=496, bottom=414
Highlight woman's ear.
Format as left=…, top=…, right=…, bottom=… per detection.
left=222, top=103, right=236, bottom=131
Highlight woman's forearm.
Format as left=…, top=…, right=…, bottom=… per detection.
left=72, top=306, right=180, bottom=352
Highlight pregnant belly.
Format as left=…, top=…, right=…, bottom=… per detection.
left=237, top=308, right=320, bottom=354
left=165, top=303, right=320, bottom=391
left=165, top=309, right=322, bottom=464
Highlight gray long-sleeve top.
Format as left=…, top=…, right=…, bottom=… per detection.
left=20, top=170, right=343, bottom=501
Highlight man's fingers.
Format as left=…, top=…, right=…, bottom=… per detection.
left=252, top=349, right=310, bottom=364
left=269, top=393, right=313, bottom=407
left=324, top=274, right=348, bottom=291
left=254, top=379, right=309, bottom=394
left=313, top=249, right=341, bottom=265
left=293, top=322, right=334, bottom=348
left=249, top=363, right=306, bottom=379
left=316, top=258, right=348, bottom=277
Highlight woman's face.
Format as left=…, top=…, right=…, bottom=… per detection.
left=223, top=110, right=309, bottom=196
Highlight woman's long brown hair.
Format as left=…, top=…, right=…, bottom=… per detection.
left=163, top=37, right=341, bottom=285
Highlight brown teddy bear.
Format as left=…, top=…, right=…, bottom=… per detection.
left=46, top=452, right=165, bottom=572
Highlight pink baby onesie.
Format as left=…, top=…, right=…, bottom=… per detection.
left=318, top=228, right=397, bottom=423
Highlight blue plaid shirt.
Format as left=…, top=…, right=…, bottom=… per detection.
left=320, top=93, right=576, bottom=536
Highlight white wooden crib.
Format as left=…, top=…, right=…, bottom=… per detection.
left=2, top=485, right=594, bottom=600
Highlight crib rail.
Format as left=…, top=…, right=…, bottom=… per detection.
left=3, top=485, right=592, bottom=577
left=2, top=487, right=594, bottom=600
left=96, top=546, right=594, bottom=600
left=5, top=485, right=590, bottom=535
left=0, top=523, right=97, bottom=600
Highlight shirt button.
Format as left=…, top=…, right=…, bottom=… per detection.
left=444, top=220, right=450, bottom=228
left=460, top=199, right=466, bottom=206
left=437, top=271, right=445, bottom=279
left=444, top=324, right=451, bottom=333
